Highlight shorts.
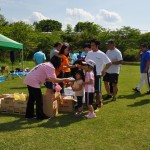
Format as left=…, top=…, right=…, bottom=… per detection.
left=85, top=92, right=94, bottom=105
left=103, top=73, right=119, bottom=84
left=94, top=75, right=101, bottom=93
left=44, top=82, right=55, bottom=90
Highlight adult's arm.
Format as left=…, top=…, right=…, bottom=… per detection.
left=112, top=60, right=123, bottom=65
left=46, top=77, right=73, bottom=83
left=101, top=62, right=112, bottom=76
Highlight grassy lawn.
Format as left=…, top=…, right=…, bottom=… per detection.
left=0, top=63, right=150, bottom=150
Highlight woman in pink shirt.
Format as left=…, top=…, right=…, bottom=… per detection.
left=24, top=55, right=72, bottom=120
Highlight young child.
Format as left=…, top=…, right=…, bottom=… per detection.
left=82, top=59, right=96, bottom=118
left=71, top=70, right=84, bottom=115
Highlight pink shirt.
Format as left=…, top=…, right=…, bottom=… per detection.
left=24, top=62, right=56, bottom=88
left=85, top=71, right=95, bottom=93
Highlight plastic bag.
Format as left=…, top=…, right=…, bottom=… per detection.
left=14, top=93, right=26, bottom=101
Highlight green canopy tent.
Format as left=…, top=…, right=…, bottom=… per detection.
left=0, top=34, right=24, bottom=70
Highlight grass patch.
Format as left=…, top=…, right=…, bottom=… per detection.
left=0, top=63, right=150, bottom=150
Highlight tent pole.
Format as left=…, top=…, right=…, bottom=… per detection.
left=22, top=48, right=24, bottom=71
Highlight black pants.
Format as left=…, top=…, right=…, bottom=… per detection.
left=76, top=96, right=83, bottom=108
left=25, top=85, right=46, bottom=119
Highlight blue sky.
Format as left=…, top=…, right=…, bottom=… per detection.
left=0, top=0, right=149, bottom=32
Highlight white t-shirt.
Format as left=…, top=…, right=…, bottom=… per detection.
left=50, top=48, right=59, bottom=59
left=85, top=50, right=111, bottom=75
left=106, top=48, right=123, bottom=74
left=85, top=71, right=95, bottom=93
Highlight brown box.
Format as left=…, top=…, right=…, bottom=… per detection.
left=43, top=94, right=58, bottom=117
left=1, top=98, right=14, bottom=113
left=0, top=98, right=4, bottom=112
left=13, top=101, right=27, bottom=115
left=58, top=96, right=77, bottom=112
left=1, top=94, right=14, bottom=98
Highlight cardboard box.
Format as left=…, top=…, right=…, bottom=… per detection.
left=58, top=96, right=77, bottom=112
left=1, top=98, right=14, bottom=113
left=13, top=100, right=27, bottom=115
left=43, top=94, right=58, bottom=117
left=0, top=98, right=4, bottom=112
left=1, top=94, right=14, bottom=98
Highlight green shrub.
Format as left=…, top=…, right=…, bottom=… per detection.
left=123, top=48, right=139, bottom=61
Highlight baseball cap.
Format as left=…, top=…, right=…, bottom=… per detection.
left=82, top=59, right=96, bottom=68
left=106, top=39, right=115, bottom=45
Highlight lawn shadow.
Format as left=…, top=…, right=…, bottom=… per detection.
left=0, top=114, right=41, bottom=132
left=10, top=87, right=27, bottom=89
left=39, top=113, right=85, bottom=128
left=117, top=92, right=145, bottom=100
left=102, top=94, right=117, bottom=105
left=0, top=113, right=85, bottom=132
left=127, top=99, right=150, bottom=107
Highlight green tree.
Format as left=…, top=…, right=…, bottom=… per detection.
left=112, top=26, right=141, bottom=51
left=0, top=10, right=8, bottom=26
left=138, top=32, right=150, bottom=46
left=65, top=24, right=73, bottom=34
left=74, top=21, right=105, bottom=33
left=34, top=19, right=62, bottom=32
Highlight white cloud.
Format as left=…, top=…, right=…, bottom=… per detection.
left=23, top=12, right=48, bottom=24
left=7, top=9, right=122, bottom=30
left=96, top=9, right=122, bottom=23
left=66, top=8, right=95, bottom=21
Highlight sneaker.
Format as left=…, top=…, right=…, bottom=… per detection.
left=94, top=108, right=99, bottom=112
left=97, top=102, right=103, bottom=108
left=25, top=117, right=33, bottom=120
left=25, top=115, right=36, bottom=120
left=104, top=94, right=112, bottom=100
left=111, top=97, right=116, bottom=101
left=74, top=111, right=83, bottom=116
left=37, top=115, right=51, bottom=120
left=86, top=113, right=96, bottom=119
left=132, top=88, right=140, bottom=93
left=85, top=112, right=91, bottom=118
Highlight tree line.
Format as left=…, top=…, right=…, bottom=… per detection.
left=0, top=12, right=150, bottom=62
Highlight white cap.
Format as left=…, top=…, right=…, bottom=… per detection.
left=82, top=59, right=96, bottom=68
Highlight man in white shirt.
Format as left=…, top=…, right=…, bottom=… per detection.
left=103, top=40, right=123, bottom=101
left=50, top=42, right=62, bottom=60
left=85, top=39, right=111, bottom=109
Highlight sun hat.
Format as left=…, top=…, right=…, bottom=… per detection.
left=82, top=59, right=96, bottom=68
